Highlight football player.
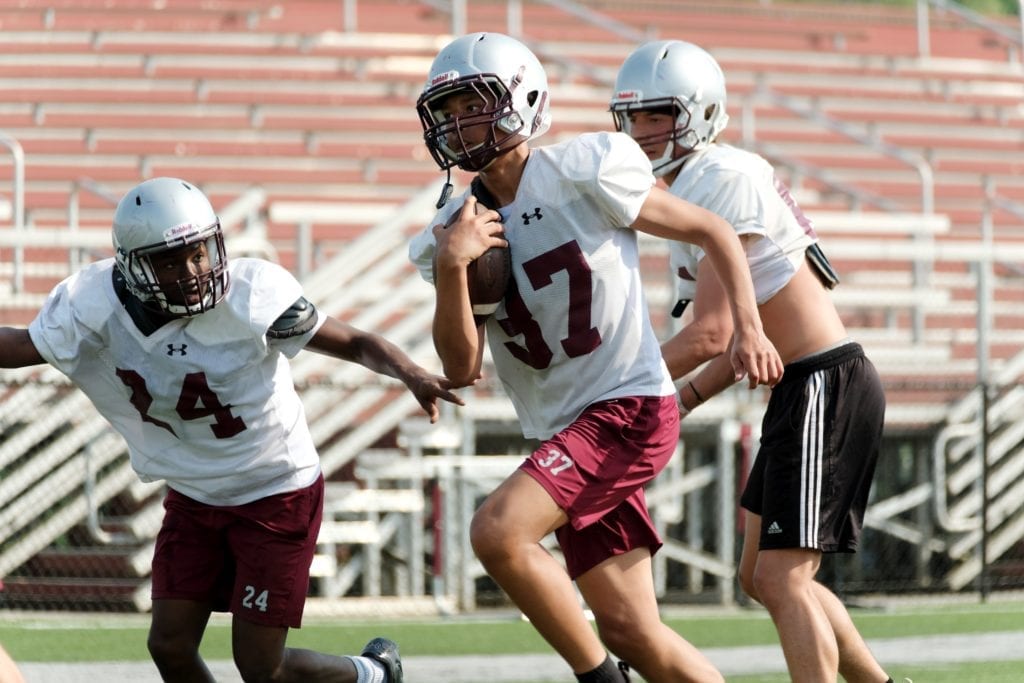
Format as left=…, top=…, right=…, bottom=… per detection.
left=0, top=177, right=460, bottom=683
left=611, top=40, right=891, bottom=683
left=409, top=32, right=782, bottom=683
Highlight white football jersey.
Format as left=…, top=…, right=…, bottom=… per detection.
left=410, top=132, right=675, bottom=439
left=29, top=258, right=326, bottom=506
left=667, top=144, right=818, bottom=305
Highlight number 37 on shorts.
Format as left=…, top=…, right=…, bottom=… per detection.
left=535, top=448, right=573, bottom=475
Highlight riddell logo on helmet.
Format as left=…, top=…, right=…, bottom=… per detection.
left=431, top=70, right=459, bottom=87
left=614, top=89, right=642, bottom=102
left=163, top=223, right=196, bottom=240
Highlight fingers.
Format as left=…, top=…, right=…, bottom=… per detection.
left=737, top=357, right=774, bottom=388
left=435, top=201, right=506, bottom=261
left=462, top=195, right=479, bottom=218
left=439, top=388, right=465, bottom=406
left=752, top=355, right=783, bottom=387
left=412, top=377, right=466, bottom=421
left=731, top=355, right=748, bottom=385
left=731, top=341, right=784, bottom=389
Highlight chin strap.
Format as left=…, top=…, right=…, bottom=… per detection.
left=436, top=167, right=454, bottom=209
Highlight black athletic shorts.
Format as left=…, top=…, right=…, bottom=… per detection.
left=740, top=342, right=885, bottom=553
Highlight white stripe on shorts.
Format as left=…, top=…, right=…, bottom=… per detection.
left=800, top=372, right=826, bottom=548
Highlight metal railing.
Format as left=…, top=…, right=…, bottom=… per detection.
left=0, top=131, right=25, bottom=291
left=917, top=0, right=1024, bottom=61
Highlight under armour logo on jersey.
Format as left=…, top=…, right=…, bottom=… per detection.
left=166, top=343, right=188, bottom=356
left=677, top=266, right=696, bottom=281
left=521, top=208, right=543, bottom=224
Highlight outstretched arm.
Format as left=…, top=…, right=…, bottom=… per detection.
left=0, top=328, right=46, bottom=368
left=632, top=187, right=782, bottom=387
left=305, top=317, right=463, bottom=423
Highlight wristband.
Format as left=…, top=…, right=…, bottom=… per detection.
left=687, top=381, right=705, bottom=405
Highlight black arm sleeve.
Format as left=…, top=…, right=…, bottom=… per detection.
left=268, top=297, right=319, bottom=339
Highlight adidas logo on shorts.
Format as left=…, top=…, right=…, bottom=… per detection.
left=767, top=521, right=783, bottom=535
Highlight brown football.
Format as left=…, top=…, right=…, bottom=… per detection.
left=467, top=244, right=511, bottom=315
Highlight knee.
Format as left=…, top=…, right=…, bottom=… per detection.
left=233, top=651, right=278, bottom=683
left=596, top=616, right=635, bottom=659
left=593, top=608, right=652, bottom=662
left=147, top=631, right=197, bottom=671
left=737, top=565, right=760, bottom=604
left=469, top=508, right=509, bottom=566
left=750, top=565, right=792, bottom=612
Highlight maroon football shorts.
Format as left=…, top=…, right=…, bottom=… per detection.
left=520, top=394, right=678, bottom=579
left=151, top=474, right=324, bottom=628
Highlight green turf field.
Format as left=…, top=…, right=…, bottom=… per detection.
left=2, top=599, right=1022, bottom=681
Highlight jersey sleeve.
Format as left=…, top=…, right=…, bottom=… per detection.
left=596, top=133, right=655, bottom=226
left=28, top=271, right=102, bottom=376
left=408, top=192, right=470, bottom=284
left=240, top=259, right=323, bottom=358
left=668, top=241, right=700, bottom=303
left=698, top=167, right=767, bottom=240
left=561, top=132, right=654, bottom=228
left=683, top=166, right=767, bottom=268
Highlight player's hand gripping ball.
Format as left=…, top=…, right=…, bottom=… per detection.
left=441, top=199, right=511, bottom=320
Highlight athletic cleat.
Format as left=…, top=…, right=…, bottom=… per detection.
left=361, top=637, right=403, bottom=683
left=617, top=660, right=631, bottom=682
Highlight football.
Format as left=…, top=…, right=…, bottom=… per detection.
left=467, top=244, right=511, bottom=316
left=442, top=199, right=511, bottom=319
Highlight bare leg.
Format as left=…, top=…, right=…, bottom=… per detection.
left=754, top=547, right=839, bottom=682
left=470, top=471, right=608, bottom=674
left=148, top=599, right=217, bottom=683
left=232, top=618, right=362, bottom=683
left=738, top=512, right=889, bottom=683
left=578, top=548, right=723, bottom=683
left=814, top=585, right=890, bottom=683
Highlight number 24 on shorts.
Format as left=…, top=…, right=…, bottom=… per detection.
left=536, top=449, right=573, bottom=475
left=242, top=585, right=269, bottom=612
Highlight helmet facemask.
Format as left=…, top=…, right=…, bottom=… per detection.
left=118, top=220, right=228, bottom=318
left=611, top=98, right=701, bottom=177
left=417, top=67, right=538, bottom=172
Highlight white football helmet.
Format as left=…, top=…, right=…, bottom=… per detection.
left=610, top=40, right=729, bottom=177
left=417, top=32, right=551, bottom=172
left=112, top=177, right=229, bottom=317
